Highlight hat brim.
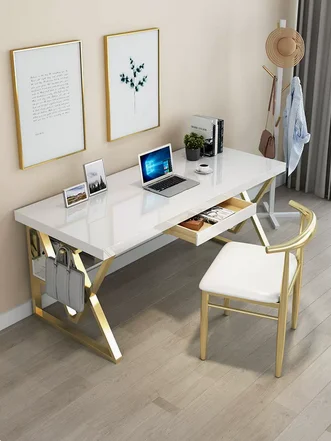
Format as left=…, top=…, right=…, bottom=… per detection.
left=266, top=27, right=305, bottom=68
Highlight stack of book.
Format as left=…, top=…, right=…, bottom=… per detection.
left=190, top=115, right=224, bottom=157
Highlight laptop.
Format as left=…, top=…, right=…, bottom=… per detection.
left=138, top=143, right=200, bottom=197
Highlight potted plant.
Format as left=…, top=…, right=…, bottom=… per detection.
left=184, top=132, right=204, bottom=161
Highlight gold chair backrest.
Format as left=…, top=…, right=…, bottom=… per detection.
left=266, top=200, right=317, bottom=255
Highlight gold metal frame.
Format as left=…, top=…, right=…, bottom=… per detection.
left=213, top=177, right=275, bottom=247
left=201, top=200, right=317, bottom=377
left=104, top=28, right=160, bottom=142
left=10, top=40, right=87, bottom=170
left=26, top=228, right=122, bottom=363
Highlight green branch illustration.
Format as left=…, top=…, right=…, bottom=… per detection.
left=120, top=58, right=148, bottom=113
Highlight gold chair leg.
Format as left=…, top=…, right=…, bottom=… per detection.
left=224, top=298, right=230, bottom=316
left=292, top=263, right=303, bottom=330
left=275, top=253, right=290, bottom=378
left=275, top=306, right=287, bottom=378
left=200, top=291, right=209, bottom=361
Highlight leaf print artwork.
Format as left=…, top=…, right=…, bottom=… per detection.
left=120, top=58, right=148, bottom=113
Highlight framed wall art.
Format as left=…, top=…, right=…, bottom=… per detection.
left=10, top=40, right=86, bottom=169
left=104, top=28, right=160, bottom=141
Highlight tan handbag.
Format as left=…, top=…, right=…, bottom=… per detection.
left=259, top=77, right=276, bottom=159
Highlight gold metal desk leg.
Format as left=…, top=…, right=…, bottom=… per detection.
left=26, top=228, right=42, bottom=312
left=26, top=227, right=122, bottom=364
left=241, top=190, right=270, bottom=247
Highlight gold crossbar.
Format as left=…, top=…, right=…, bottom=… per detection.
left=206, top=292, right=279, bottom=308
left=208, top=302, right=279, bottom=321
left=212, top=236, right=232, bottom=244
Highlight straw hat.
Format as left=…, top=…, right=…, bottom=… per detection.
left=265, top=27, right=305, bottom=68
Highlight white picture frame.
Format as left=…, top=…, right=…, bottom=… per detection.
left=84, top=159, right=108, bottom=197
left=11, top=40, right=86, bottom=169
left=104, top=28, right=160, bottom=141
left=63, top=182, right=89, bottom=208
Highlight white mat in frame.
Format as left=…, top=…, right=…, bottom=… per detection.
left=104, top=28, right=160, bottom=141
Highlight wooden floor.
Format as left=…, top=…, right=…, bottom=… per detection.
left=1, top=187, right=331, bottom=441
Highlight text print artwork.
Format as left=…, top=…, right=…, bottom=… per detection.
left=30, top=70, right=70, bottom=123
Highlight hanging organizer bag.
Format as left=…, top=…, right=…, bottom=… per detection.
left=45, top=246, right=85, bottom=312
left=259, top=76, right=276, bottom=159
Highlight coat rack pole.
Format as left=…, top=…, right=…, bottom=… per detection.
left=260, top=18, right=300, bottom=228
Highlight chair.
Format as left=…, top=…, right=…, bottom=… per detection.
left=199, top=200, right=316, bottom=377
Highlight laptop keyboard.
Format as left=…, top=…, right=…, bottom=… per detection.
left=148, top=175, right=186, bottom=192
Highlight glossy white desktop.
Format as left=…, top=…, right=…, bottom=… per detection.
left=14, top=148, right=286, bottom=363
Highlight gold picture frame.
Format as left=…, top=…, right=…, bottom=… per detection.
left=104, top=28, right=160, bottom=142
left=10, top=40, right=86, bottom=170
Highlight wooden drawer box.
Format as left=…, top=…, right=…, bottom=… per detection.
left=165, top=197, right=256, bottom=246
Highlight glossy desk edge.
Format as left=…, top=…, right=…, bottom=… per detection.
left=14, top=148, right=286, bottom=260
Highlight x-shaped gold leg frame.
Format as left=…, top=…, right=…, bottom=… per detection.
left=26, top=227, right=122, bottom=363
left=213, top=177, right=274, bottom=247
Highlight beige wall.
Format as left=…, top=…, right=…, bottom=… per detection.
left=0, top=0, right=297, bottom=314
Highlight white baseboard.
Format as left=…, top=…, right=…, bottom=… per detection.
left=0, top=234, right=176, bottom=332
left=0, top=299, right=33, bottom=332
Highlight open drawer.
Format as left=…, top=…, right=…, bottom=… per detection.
left=165, top=197, right=256, bottom=246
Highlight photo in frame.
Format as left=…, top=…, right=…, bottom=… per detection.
left=84, top=159, right=108, bottom=197
left=10, top=40, right=86, bottom=169
left=63, top=182, right=89, bottom=208
left=104, top=28, right=160, bottom=141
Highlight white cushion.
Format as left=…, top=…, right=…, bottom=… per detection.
left=199, top=242, right=297, bottom=304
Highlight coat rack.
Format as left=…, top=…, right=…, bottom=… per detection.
left=258, top=19, right=300, bottom=229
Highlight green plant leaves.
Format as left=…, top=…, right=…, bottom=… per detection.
left=184, top=132, right=205, bottom=149
left=120, top=58, right=148, bottom=96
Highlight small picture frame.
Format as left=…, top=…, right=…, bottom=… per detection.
left=63, top=182, right=89, bottom=208
left=84, top=159, right=108, bottom=196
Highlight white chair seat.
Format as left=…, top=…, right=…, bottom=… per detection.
left=199, top=242, right=298, bottom=304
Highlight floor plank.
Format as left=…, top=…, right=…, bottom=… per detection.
left=273, top=381, right=331, bottom=441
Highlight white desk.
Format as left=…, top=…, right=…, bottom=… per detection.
left=14, top=148, right=285, bottom=362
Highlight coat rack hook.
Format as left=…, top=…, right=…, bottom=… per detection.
left=262, top=65, right=276, bottom=79
left=263, top=65, right=290, bottom=93
left=282, top=83, right=290, bottom=93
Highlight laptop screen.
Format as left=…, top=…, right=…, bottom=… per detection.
left=139, top=145, right=173, bottom=184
